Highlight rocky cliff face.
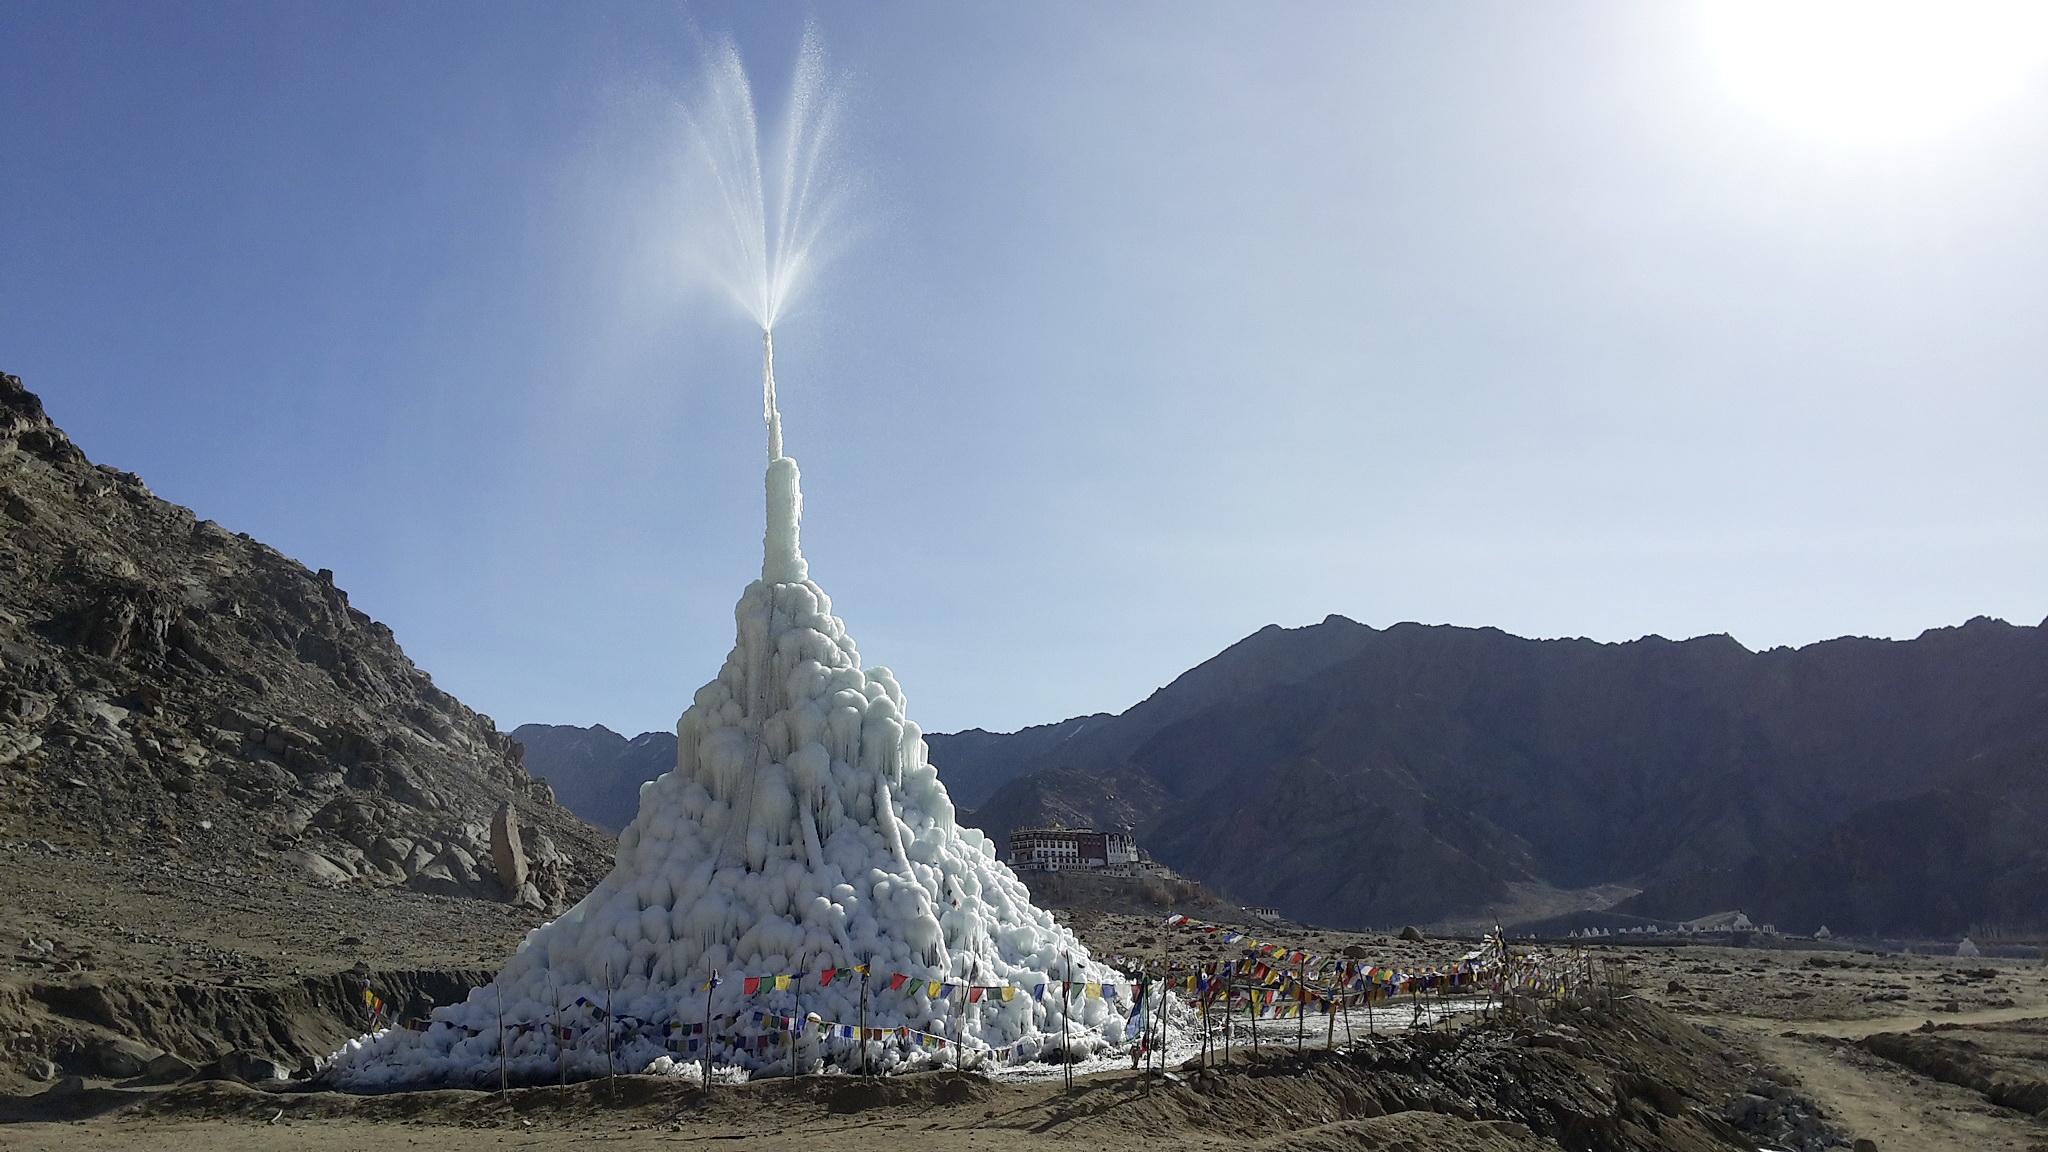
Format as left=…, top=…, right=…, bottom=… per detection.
left=0, top=372, right=609, bottom=908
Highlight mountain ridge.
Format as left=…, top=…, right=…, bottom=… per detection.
left=516, top=610, right=2048, bottom=935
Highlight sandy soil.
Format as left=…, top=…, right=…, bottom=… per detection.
left=0, top=997, right=1764, bottom=1152
left=0, top=839, right=553, bottom=985
left=1624, top=942, right=2048, bottom=1152
left=8, top=857, right=2048, bottom=1152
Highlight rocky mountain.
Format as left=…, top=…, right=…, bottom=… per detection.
left=922, top=716, right=1106, bottom=810
left=510, top=715, right=1108, bottom=829
left=948, top=614, right=2048, bottom=934
left=0, top=372, right=609, bottom=909
left=509, top=723, right=677, bottom=833
left=1618, top=734, right=2048, bottom=937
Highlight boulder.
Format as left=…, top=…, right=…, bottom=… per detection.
left=287, top=849, right=352, bottom=885
left=211, top=1049, right=289, bottom=1083
left=1398, top=925, right=1426, bottom=943
left=491, top=802, right=528, bottom=897
left=23, top=1054, right=57, bottom=1082
left=402, top=841, right=437, bottom=876
left=436, top=844, right=481, bottom=884
left=407, top=862, right=464, bottom=897
left=140, top=1052, right=198, bottom=1084
left=83, top=1036, right=154, bottom=1078
left=368, top=836, right=413, bottom=866
left=44, top=1074, right=86, bottom=1096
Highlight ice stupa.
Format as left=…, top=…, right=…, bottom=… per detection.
left=326, top=333, right=1132, bottom=1087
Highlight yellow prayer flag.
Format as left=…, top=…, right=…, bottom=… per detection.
left=774, top=975, right=792, bottom=991
left=927, top=980, right=943, bottom=998
left=1000, top=986, right=1017, bottom=1001
left=1085, top=982, right=1102, bottom=999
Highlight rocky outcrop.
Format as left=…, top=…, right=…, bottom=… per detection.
left=490, top=802, right=534, bottom=906
left=0, top=371, right=608, bottom=908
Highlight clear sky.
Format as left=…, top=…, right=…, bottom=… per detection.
left=5, top=2, right=2046, bottom=738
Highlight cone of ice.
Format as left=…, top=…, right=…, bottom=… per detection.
left=323, top=336, right=1130, bottom=1087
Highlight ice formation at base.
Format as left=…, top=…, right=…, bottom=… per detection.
left=326, top=357, right=1131, bottom=1088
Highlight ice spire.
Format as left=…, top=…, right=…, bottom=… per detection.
left=761, top=329, right=806, bottom=584
left=764, top=327, right=783, bottom=461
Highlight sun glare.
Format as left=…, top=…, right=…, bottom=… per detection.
left=1697, top=0, right=2048, bottom=145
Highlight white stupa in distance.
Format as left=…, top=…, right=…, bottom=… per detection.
left=326, top=331, right=1131, bottom=1087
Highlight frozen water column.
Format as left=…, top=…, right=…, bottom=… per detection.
left=763, top=328, right=805, bottom=585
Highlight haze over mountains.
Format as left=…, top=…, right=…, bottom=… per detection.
left=522, top=613, right=2048, bottom=938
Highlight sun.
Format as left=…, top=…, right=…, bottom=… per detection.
left=1695, top=0, right=2048, bottom=145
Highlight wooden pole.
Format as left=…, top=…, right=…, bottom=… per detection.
left=496, top=985, right=508, bottom=1096
left=1294, top=959, right=1306, bottom=1055
left=604, top=959, right=616, bottom=1099
left=1212, top=983, right=1228, bottom=1065
left=551, top=976, right=565, bottom=1089
left=1202, top=978, right=1215, bottom=1069
left=1324, top=978, right=1337, bottom=1052
left=1131, top=971, right=1144, bottom=1071
left=1062, top=952, right=1073, bottom=1094
left=1151, top=967, right=1165, bottom=1072
left=702, top=970, right=716, bottom=1093
left=858, top=960, right=870, bottom=1080
left=953, top=962, right=966, bottom=1073
left=792, top=952, right=805, bottom=1081
left=1250, top=986, right=1259, bottom=1056
left=1160, top=963, right=1175, bottom=1071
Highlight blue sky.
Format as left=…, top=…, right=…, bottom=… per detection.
left=5, top=2, right=2045, bottom=737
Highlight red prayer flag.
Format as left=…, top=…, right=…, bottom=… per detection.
left=889, top=973, right=909, bottom=991
left=743, top=977, right=762, bottom=996
left=819, top=968, right=836, bottom=987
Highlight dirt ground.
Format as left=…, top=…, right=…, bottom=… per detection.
left=7, top=861, right=2048, bottom=1151
left=1623, top=942, right=2048, bottom=1152
left=1, top=997, right=1777, bottom=1152
left=0, top=838, right=553, bottom=985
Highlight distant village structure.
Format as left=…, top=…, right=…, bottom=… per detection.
left=1006, top=826, right=1142, bottom=874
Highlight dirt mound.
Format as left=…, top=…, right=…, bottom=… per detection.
left=0, top=961, right=492, bottom=1096
left=2, top=998, right=1843, bottom=1152
left=1861, top=1021, right=2048, bottom=1116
